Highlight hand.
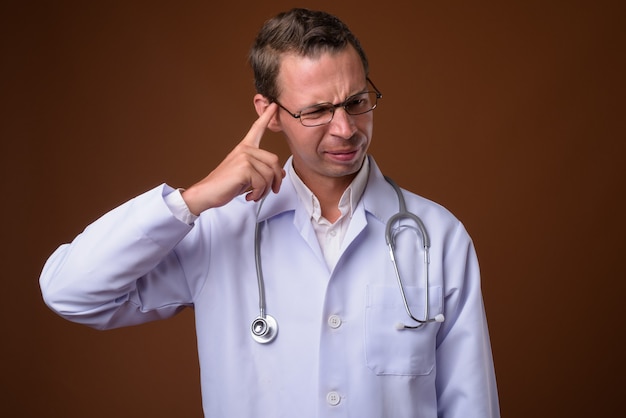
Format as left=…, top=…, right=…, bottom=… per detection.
left=182, top=103, right=284, bottom=215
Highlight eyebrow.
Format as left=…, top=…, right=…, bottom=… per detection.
left=299, top=85, right=369, bottom=110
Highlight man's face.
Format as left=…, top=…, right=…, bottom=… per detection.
left=274, top=46, right=374, bottom=188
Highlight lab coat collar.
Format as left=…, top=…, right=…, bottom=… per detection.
left=255, top=155, right=401, bottom=226
left=361, top=156, right=403, bottom=225
left=254, top=157, right=299, bottom=223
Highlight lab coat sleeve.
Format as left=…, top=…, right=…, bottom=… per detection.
left=40, top=184, right=197, bottom=330
left=435, top=222, right=500, bottom=418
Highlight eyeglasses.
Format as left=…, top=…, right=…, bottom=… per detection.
left=273, top=78, right=382, bottom=127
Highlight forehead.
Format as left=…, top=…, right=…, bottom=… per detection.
left=276, top=46, right=367, bottom=105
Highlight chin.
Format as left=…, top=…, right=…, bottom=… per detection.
left=328, top=158, right=365, bottom=178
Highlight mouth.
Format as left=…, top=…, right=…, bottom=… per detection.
left=325, top=149, right=360, bottom=162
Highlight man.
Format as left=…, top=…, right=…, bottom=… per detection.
left=40, top=8, right=499, bottom=417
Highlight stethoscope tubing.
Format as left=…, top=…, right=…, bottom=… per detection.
left=251, top=175, right=442, bottom=343
left=254, top=198, right=268, bottom=319
left=384, top=176, right=433, bottom=329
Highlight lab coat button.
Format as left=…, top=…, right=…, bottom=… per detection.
left=328, top=315, right=342, bottom=329
left=326, top=391, right=341, bottom=406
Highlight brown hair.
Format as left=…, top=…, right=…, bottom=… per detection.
left=249, top=8, right=369, bottom=100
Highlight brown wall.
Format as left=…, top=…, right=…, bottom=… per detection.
left=2, top=1, right=624, bottom=417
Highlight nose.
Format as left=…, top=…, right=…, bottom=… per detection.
left=329, top=107, right=357, bottom=139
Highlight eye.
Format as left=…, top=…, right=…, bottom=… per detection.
left=300, top=105, right=332, bottom=119
left=345, top=92, right=378, bottom=115
left=345, top=94, right=369, bottom=110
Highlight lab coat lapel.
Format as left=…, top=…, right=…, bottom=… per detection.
left=293, top=203, right=327, bottom=268
left=361, top=157, right=401, bottom=229
left=256, top=160, right=327, bottom=268
left=340, top=156, right=403, bottom=254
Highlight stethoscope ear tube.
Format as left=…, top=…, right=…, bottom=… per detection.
left=384, top=176, right=443, bottom=329
left=384, top=176, right=430, bottom=248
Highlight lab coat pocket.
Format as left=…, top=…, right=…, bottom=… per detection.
left=365, top=284, right=442, bottom=376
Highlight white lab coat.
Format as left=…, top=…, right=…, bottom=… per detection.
left=40, top=156, right=499, bottom=417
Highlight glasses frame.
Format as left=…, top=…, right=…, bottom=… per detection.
left=272, top=78, right=383, bottom=127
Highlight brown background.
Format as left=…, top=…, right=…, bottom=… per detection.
left=2, top=0, right=624, bottom=417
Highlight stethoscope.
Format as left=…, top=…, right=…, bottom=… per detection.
left=250, top=176, right=445, bottom=344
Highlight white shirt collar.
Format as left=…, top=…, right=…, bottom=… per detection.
left=288, top=157, right=370, bottom=223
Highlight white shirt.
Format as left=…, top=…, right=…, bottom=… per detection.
left=40, top=156, right=500, bottom=418
left=287, top=157, right=368, bottom=269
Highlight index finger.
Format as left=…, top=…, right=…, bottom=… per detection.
left=242, top=102, right=278, bottom=148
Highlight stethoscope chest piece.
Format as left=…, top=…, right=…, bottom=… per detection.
left=251, top=314, right=278, bottom=344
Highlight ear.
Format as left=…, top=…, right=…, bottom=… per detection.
left=254, top=94, right=282, bottom=132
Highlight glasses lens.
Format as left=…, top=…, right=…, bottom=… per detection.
left=298, top=91, right=380, bottom=127
left=345, top=92, right=378, bottom=115
left=300, top=105, right=334, bottom=127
